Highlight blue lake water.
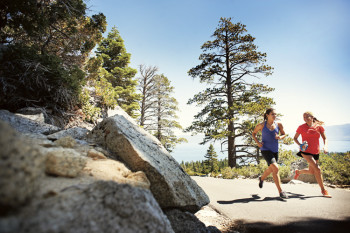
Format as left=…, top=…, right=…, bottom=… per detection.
left=327, top=140, right=350, bottom=153
left=172, top=139, right=350, bottom=163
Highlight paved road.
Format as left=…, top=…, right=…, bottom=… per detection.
left=192, top=176, right=350, bottom=233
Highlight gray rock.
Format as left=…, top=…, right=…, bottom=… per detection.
left=47, top=127, right=90, bottom=141
left=8, top=181, right=174, bottom=233
left=87, top=149, right=107, bottom=160
left=15, top=113, right=45, bottom=124
left=165, top=209, right=217, bottom=233
left=54, top=136, right=77, bottom=148
left=0, top=120, right=45, bottom=212
left=16, top=107, right=47, bottom=123
left=290, top=159, right=317, bottom=183
left=0, top=110, right=60, bottom=135
left=45, top=148, right=87, bottom=178
left=89, top=107, right=209, bottom=212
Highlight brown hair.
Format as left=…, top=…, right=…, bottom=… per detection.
left=264, top=108, right=275, bottom=121
left=304, top=111, right=324, bottom=125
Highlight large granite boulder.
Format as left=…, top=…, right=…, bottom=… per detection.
left=0, top=181, right=174, bottom=233
left=0, top=118, right=174, bottom=232
left=88, top=107, right=209, bottom=212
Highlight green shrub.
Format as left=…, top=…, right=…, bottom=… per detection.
left=278, top=165, right=292, bottom=180
left=320, top=153, right=350, bottom=185
left=236, top=164, right=260, bottom=179
left=182, top=150, right=350, bottom=186
left=221, top=167, right=239, bottom=179
left=79, top=89, right=101, bottom=122
left=0, top=45, right=85, bottom=112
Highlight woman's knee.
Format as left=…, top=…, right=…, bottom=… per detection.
left=313, top=165, right=321, bottom=174
left=270, top=163, right=279, bottom=173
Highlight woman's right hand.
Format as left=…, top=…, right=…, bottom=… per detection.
left=257, top=142, right=263, bottom=148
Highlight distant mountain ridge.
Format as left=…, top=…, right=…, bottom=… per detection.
left=325, top=123, right=350, bottom=141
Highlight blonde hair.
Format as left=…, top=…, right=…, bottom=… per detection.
left=304, top=111, right=324, bottom=125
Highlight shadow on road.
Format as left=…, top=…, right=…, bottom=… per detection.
left=223, top=217, right=350, bottom=233
left=217, top=192, right=323, bottom=204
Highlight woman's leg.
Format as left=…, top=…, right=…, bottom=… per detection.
left=270, top=163, right=282, bottom=193
left=296, top=165, right=315, bottom=176
left=301, top=154, right=325, bottom=191
left=261, top=166, right=272, bottom=181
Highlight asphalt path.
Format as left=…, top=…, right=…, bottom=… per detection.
left=192, top=176, right=350, bottom=233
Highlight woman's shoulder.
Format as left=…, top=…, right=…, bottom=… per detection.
left=298, top=123, right=307, bottom=128
left=296, top=123, right=307, bottom=132
left=315, top=124, right=325, bottom=131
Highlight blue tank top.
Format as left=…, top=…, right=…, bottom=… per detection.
left=261, top=122, right=279, bottom=153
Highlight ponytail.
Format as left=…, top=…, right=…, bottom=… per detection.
left=313, top=117, right=324, bottom=125
left=305, top=111, right=324, bottom=125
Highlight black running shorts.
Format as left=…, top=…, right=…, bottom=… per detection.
left=297, top=151, right=319, bottom=161
left=261, top=150, right=278, bottom=166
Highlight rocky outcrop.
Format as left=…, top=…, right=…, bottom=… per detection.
left=0, top=108, right=214, bottom=233
left=0, top=109, right=60, bottom=135
left=2, top=181, right=174, bottom=233
left=89, top=107, right=209, bottom=212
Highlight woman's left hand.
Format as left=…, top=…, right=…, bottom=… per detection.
left=275, top=133, right=281, bottom=140
left=323, top=146, right=328, bottom=154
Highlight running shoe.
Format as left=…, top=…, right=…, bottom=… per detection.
left=293, top=170, right=300, bottom=180
left=322, top=189, right=332, bottom=198
left=259, top=176, right=263, bottom=188
left=280, top=191, right=289, bottom=199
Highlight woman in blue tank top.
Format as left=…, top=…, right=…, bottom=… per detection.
left=252, top=108, right=288, bottom=199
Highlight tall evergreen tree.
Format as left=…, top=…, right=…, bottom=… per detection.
left=96, top=27, right=140, bottom=118
left=82, top=56, right=120, bottom=121
left=187, top=17, right=274, bottom=168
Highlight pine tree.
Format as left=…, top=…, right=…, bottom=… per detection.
left=96, top=27, right=140, bottom=118
left=204, top=144, right=219, bottom=173
left=186, top=17, right=274, bottom=168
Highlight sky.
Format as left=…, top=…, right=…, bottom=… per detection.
left=87, top=0, right=350, bottom=162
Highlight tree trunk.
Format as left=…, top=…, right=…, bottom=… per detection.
left=157, top=97, right=162, bottom=141
left=140, top=97, right=146, bottom=126
left=225, top=29, right=236, bottom=168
